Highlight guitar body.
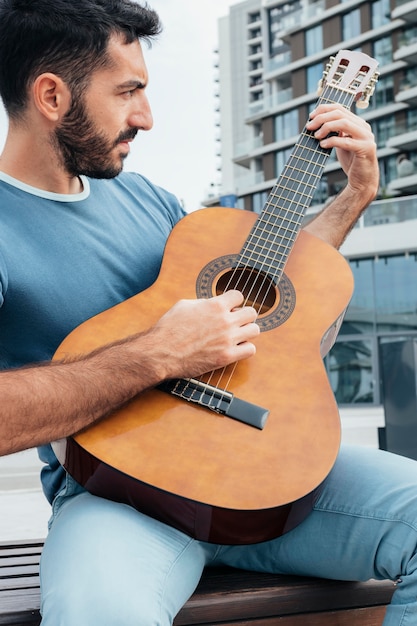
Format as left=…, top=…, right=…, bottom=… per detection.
left=53, top=207, right=354, bottom=544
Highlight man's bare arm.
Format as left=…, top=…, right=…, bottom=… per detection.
left=0, top=290, right=259, bottom=456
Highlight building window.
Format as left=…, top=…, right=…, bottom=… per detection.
left=305, top=24, right=323, bottom=56
left=275, top=147, right=293, bottom=177
left=372, top=36, right=392, bottom=66
left=367, top=74, right=394, bottom=110
left=342, top=8, right=361, bottom=40
left=375, top=255, right=417, bottom=333
left=248, top=11, right=261, bottom=24
left=274, top=109, right=299, bottom=141
left=326, top=253, right=417, bottom=406
left=249, top=27, right=262, bottom=40
left=252, top=190, right=268, bottom=214
left=249, top=43, right=262, bottom=55
left=341, top=258, right=376, bottom=335
left=373, top=114, right=396, bottom=148
left=326, top=338, right=375, bottom=404
left=371, top=0, right=390, bottom=29
left=268, top=6, right=296, bottom=57
left=399, top=24, right=417, bottom=47
left=408, top=108, right=417, bottom=130
left=378, top=154, right=399, bottom=190
left=250, top=59, right=263, bottom=71
left=311, top=178, right=329, bottom=206
left=306, top=61, right=324, bottom=94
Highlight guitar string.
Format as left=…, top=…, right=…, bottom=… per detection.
left=229, top=86, right=356, bottom=302
left=197, top=85, right=355, bottom=407
left=232, top=64, right=378, bottom=313
left=186, top=83, right=354, bottom=410
left=181, top=71, right=359, bottom=411
left=177, top=59, right=378, bottom=411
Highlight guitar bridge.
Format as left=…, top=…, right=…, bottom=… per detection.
left=158, top=378, right=269, bottom=430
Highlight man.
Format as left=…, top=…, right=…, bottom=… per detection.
left=0, top=1, right=416, bottom=624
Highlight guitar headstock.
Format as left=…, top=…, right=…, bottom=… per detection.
left=318, top=49, right=379, bottom=109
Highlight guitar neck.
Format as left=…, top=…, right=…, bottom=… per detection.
left=238, top=85, right=356, bottom=281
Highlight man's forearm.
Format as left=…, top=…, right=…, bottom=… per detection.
left=0, top=336, right=162, bottom=456
left=303, top=183, right=376, bottom=250
left=0, top=291, right=259, bottom=456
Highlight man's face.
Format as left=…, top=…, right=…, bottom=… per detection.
left=53, top=35, right=153, bottom=179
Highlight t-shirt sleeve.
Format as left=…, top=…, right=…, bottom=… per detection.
left=132, top=173, right=187, bottom=227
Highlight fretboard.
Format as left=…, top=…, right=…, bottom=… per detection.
left=238, top=85, right=355, bottom=282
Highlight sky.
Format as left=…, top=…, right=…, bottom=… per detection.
left=0, top=0, right=240, bottom=212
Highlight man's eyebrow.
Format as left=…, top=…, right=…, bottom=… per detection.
left=116, top=79, right=147, bottom=90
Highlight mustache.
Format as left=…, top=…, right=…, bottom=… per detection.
left=115, top=128, right=138, bottom=145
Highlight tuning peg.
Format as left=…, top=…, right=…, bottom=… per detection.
left=317, top=56, right=335, bottom=95
left=356, top=71, right=379, bottom=109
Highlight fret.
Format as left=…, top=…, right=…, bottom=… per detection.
left=320, top=94, right=351, bottom=108
left=235, top=50, right=379, bottom=278
left=289, top=142, right=331, bottom=161
left=272, top=178, right=321, bottom=195
left=257, top=220, right=301, bottom=236
left=242, top=239, right=295, bottom=261
left=243, top=241, right=293, bottom=259
left=257, top=196, right=313, bottom=213
left=239, top=256, right=288, bottom=275
left=284, top=154, right=329, bottom=174
left=258, top=211, right=301, bottom=227
left=253, top=224, right=302, bottom=242
left=280, top=164, right=324, bottom=179
left=254, top=221, right=300, bottom=238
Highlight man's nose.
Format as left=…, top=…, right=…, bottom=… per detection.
left=129, top=93, right=153, bottom=131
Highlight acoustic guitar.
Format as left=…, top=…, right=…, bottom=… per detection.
left=52, top=50, right=379, bottom=545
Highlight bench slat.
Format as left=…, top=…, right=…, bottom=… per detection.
left=0, top=588, right=41, bottom=626
left=0, top=541, right=395, bottom=626
left=201, top=606, right=388, bottom=626
left=173, top=568, right=394, bottom=625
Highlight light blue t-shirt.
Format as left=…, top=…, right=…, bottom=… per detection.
left=0, top=171, right=186, bottom=502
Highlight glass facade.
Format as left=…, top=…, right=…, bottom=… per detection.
left=366, top=74, right=394, bottom=111
left=372, top=36, right=392, bottom=66
left=371, top=0, right=390, bottom=28
left=220, top=0, right=417, bottom=413
left=325, top=254, right=417, bottom=405
left=342, top=8, right=361, bottom=40
left=305, top=24, right=323, bottom=56
left=275, top=147, right=294, bottom=177
left=306, top=61, right=324, bottom=94
left=274, top=110, right=299, bottom=141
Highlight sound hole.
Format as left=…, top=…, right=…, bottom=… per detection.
left=215, top=268, right=277, bottom=316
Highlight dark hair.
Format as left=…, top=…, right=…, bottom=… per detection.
left=0, top=0, right=162, bottom=117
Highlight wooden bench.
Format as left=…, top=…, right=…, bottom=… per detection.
left=0, top=539, right=395, bottom=625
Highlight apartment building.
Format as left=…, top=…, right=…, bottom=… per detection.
left=206, top=0, right=417, bottom=450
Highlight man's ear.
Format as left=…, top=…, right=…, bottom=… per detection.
left=32, top=73, right=71, bottom=122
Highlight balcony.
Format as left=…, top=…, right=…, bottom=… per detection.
left=392, top=0, right=417, bottom=23
left=386, top=126, right=417, bottom=151
left=396, top=88, right=417, bottom=104
left=266, top=51, right=292, bottom=74
left=262, top=0, right=325, bottom=33
left=387, top=172, right=417, bottom=194
left=235, top=170, right=265, bottom=193
left=394, top=39, right=417, bottom=64
left=364, top=194, right=417, bottom=222
left=234, top=135, right=264, bottom=160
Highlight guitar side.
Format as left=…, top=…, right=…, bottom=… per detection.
left=53, top=207, right=354, bottom=544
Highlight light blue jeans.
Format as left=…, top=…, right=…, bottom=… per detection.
left=40, top=445, right=417, bottom=625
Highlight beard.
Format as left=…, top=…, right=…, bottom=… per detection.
left=53, top=95, right=137, bottom=179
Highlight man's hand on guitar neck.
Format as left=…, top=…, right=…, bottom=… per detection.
left=305, top=103, right=379, bottom=249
